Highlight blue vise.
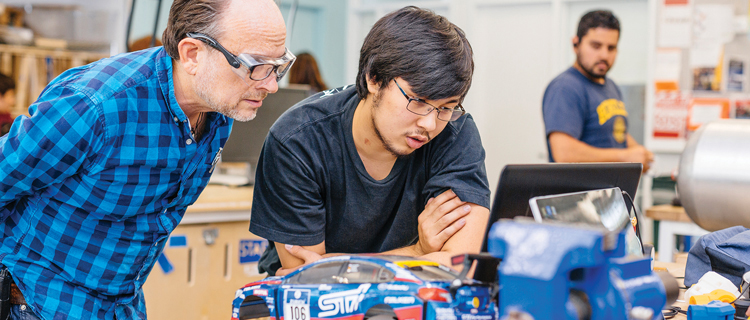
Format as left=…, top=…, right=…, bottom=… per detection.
left=486, top=218, right=677, bottom=320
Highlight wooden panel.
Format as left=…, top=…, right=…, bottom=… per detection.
left=186, top=185, right=253, bottom=213
left=143, top=221, right=267, bottom=320
left=645, top=204, right=693, bottom=223
left=654, top=257, right=688, bottom=320
left=0, top=52, right=12, bottom=75
left=0, top=44, right=107, bottom=116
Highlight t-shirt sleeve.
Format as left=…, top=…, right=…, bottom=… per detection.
left=542, top=79, right=586, bottom=139
left=422, top=115, right=491, bottom=209
left=249, top=133, right=326, bottom=246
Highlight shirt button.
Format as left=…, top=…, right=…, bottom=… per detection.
left=20, top=305, right=26, bottom=311
left=173, top=116, right=179, bottom=122
left=186, top=139, right=193, bottom=145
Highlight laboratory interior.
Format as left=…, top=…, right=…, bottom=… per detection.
left=0, top=0, right=749, bottom=319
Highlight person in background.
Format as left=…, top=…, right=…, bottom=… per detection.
left=0, top=0, right=292, bottom=319
left=250, top=6, right=490, bottom=276
left=0, top=73, right=16, bottom=136
left=542, top=10, right=653, bottom=172
left=287, top=52, right=328, bottom=93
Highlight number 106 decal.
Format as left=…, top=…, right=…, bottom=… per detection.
left=284, top=289, right=311, bottom=320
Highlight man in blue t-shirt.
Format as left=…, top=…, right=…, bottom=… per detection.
left=543, top=10, right=653, bottom=172
left=250, top=6, right=490, bottom=276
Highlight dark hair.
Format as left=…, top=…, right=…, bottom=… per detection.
left=162, top=0, right=229, bottom=60
left=356, top=6, right=474, bottom=102
left=289, top=52, right=328, bottom=93
left=577, top=10, right=620, bottom=41
left=0, top=73, right=15, bottom=95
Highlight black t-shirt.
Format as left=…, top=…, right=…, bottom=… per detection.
left=249, top=85, right=490, bottom=275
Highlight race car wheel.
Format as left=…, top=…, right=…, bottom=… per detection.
left=239, top=295, right=271, bottom=320
left=364, top=314, right=397, bottom=320
left=364, top=305, right=397, bottom=320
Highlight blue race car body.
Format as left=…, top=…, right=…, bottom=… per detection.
left=231, top=255, right=497, bottom=320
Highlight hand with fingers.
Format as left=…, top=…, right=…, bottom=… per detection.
left=276, top=244, right=324, bottom=276
left=623, top=145, right=654, bottom=173
left=415, top=189, right=472, bottom=256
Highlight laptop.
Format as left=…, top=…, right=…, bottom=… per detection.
left=471, top=163, right=642, bottom=281
left=481, top=163, right=641, bottom=251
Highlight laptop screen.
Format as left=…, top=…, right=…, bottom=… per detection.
left=481, top=163, right=642, bottom=251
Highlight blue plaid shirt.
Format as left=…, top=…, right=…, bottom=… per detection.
left=0, top=48, right=232, bottom=320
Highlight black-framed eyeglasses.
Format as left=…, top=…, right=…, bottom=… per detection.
left=394, top=80, right=465, bottom=122
left=186, top=32, right=296, bottom=82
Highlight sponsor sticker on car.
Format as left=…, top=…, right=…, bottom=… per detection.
left=318, top=284, right=371, bottom=317
left=384, top=296, right=416, bottom=304
left=284, top=289, right=311, bottom=320
left=377, top=284, right=410, bottom=291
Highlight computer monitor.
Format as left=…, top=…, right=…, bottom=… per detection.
left=220, top=87, right=311, bottom=177
left=481, top=162, right=642, bottom=251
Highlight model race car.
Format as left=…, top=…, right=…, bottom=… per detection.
left=230, top=254, right=499, bottom=320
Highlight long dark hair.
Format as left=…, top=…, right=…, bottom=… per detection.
left=288, top=53, right=328, bottom=92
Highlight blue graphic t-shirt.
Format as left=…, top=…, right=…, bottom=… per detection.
left=542, top=67, right=629, bottom=162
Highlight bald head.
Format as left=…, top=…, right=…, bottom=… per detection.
left=221, top=0, right=287, bottom=57
left=162, top=0, right=287, bottom=60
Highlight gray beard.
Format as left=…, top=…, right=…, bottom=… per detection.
left=195, top=65, right=258, bottom=122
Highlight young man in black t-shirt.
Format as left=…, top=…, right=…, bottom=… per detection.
left=250, top=6, right=490, bottom=276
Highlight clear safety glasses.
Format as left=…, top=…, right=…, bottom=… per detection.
left=186, top=32, right=296, bottom=83
left=394, top=80, right=465, bottom=122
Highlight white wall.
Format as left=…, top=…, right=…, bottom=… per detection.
left=347, top=0, right=653, bottom=200
left=467, top=2, right=554, bottom=193
left=278, top=0, right=349, bottom=88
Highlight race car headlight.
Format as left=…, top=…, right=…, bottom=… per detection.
left=418, top=288, right=452, bottom=303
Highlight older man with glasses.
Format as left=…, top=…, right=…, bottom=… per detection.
left=249, top=6, right=490, bottom=276
left=0, top=0, right=291, bottom=319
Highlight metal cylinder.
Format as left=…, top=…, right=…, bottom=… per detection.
left=678, top=119, right=750, bottom=231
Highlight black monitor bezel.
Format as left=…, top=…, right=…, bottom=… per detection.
left=481, top=162, right=642, bottom=252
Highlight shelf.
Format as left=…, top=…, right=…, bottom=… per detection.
left=0, top=43, right=109, bottom=116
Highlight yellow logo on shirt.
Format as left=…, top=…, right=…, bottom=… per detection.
left=613, top=117, right=626, bottom=143
left=596, top=99, right=628, bottom=125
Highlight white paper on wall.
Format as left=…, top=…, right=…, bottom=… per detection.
left=690, top=4, right=734, bottom=68
left=659, top=3, right=692, bottom=48
left=655, top=48, right=683, bottom=82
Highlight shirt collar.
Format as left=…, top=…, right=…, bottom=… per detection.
left=156, top=48, right=227, bottom=126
